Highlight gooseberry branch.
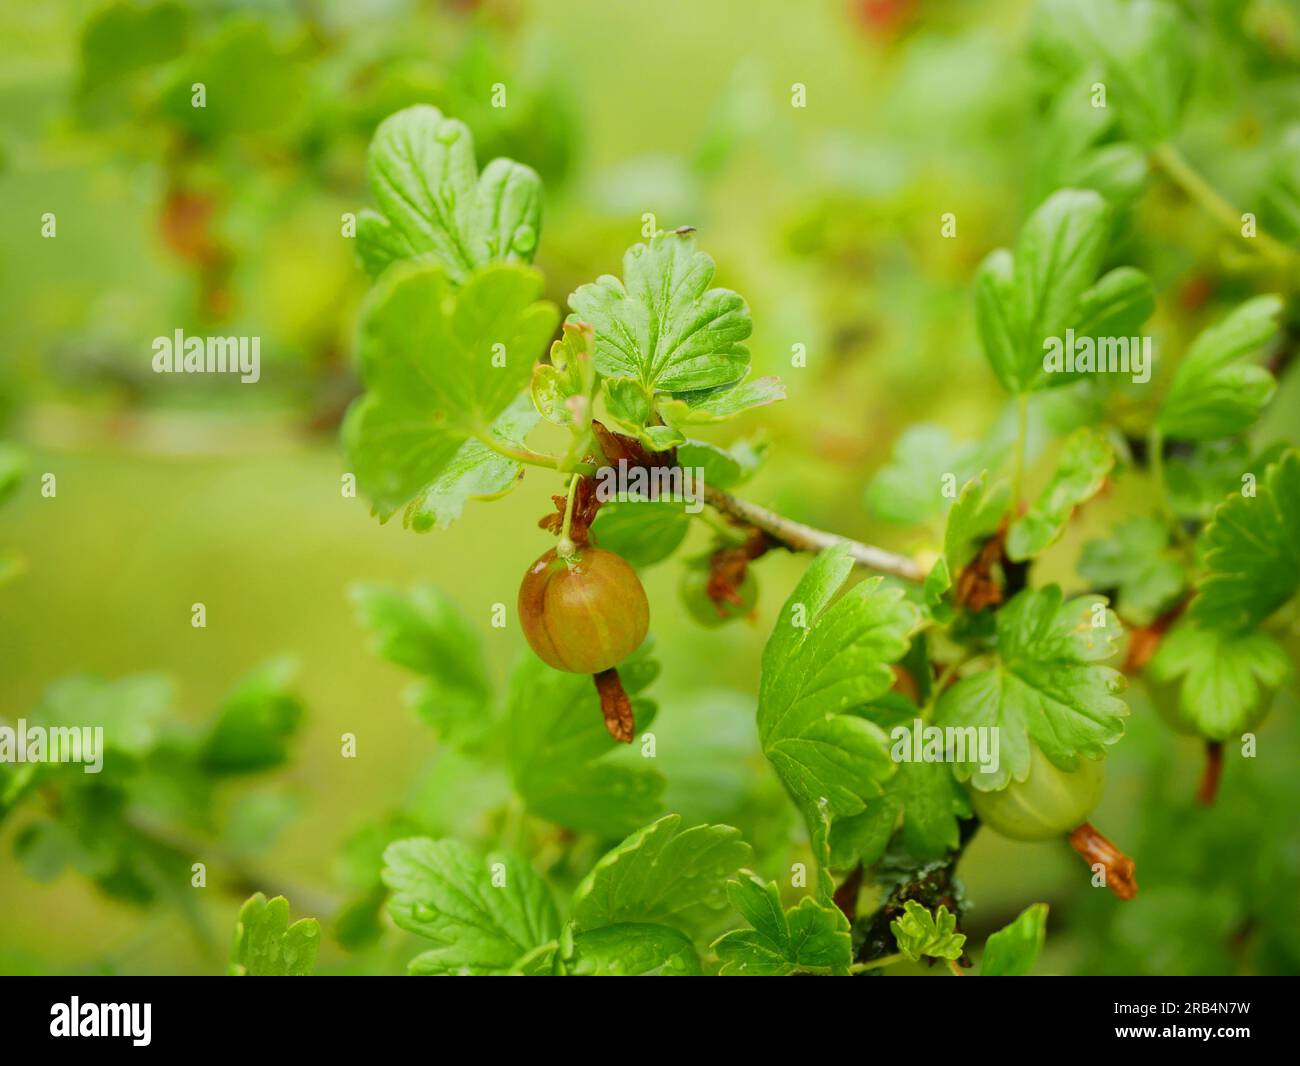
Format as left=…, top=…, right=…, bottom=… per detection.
left=1152, top=143, right=1298, bottom=269
left=701, top=485, right=924, bottom=582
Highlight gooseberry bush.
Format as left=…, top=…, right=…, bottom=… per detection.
left=318, top=12, right=1295, bottom=972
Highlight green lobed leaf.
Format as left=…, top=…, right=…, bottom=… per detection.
left=33, top=674, right=174, bottom=760
left=1158, top=296, right=1281, bottom=441
left=13, top=820, right=79, bottom=883
left=589, top=498, right=691, bottom=567
left=758, top=546, right=919, bottom=848
left=1071, top=143, right=1149, bottom=208
left=162, top=20, right=303, bottom=139
left=1077, top=517, right=1184, bottom=626
left=506, top=652, right=665, bottom=836
left=1148, top=621, right=1290, bottom=740
left=356, top=105, right=542, bottom=283
left=1191, top=450, right=1300, bottom=631
left=890, top=900, right=966, bottom=962
left=656, top=374, right=785, bottom=425
left=1262, top=124, right=1300, bottom=244
left=228, top=893, right=320, bottom=976
left=1031, top=0, right=1191, bottom=146
left=600, top=375, right=652, bottom=428
left=403, top=396, right=540, bottom=532
left=974, top=248, right=1021, bottom=393
left=712, top=874, right=851, bottom=976
left=651, top=689, right=771, bottom=829
left=1013, top=189, right=1113, bottom=384
left=831, top=758, right=972, bottom=868
left=975, top=189, right=1129, bottom=394
left=930, top=472, right=1013, bottom=605
left=1031, top=78, right=1148, bottom=208
left=343, top=261, right=559, bottom=519
left=350, top=584, right=493, bottom=749
left=1071, top=266, right=1156, bottom=345
left=980, top=902, right=1049, bottom=976
left=677, top=439, right=742, bottom=490
left=935, top=585, right=1127, bottom=790
left=382, top=838, right=561, bottom=976
left=568, top=230, right=752, bottom=394
left=532, top=324, right=591, bottom=423
left=1006, top=427, right=1114, bottom=561
left=570, top=814, right=751, bottom=933
left=600, top=375, right=689, bottom=450
left=867, top=425, right=1007, bottom=525
left=201, top=657, right=304, bottom=775
left=556, top=923, right=703, bottom=976
left=77, top=0, right=188, bottom=102
left=1165, top=440, right=1281, bottom=522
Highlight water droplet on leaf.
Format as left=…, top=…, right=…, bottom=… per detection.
left=512, top=225, right=537, bottom=255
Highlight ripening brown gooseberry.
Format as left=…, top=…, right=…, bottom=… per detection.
left=518, top=547, right=649, bottom=674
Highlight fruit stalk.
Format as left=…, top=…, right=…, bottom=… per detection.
left=557, top=473, right=582, bottom=560
left=1068, top=822, right=1138, bottom=901
left=1197, top=740, right=1224, bottom=806
left=593, top=668, right=635, bottom=743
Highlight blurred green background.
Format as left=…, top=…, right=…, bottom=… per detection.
left=2, top=0, right=1298, bottom=975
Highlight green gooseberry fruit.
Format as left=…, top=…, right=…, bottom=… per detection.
left=518, top=547, right=649, bottom=674
left=971, top=743, right=1105, bottom=842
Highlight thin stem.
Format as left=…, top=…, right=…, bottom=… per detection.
left=1147, top=426, right=1188, bottom=548
left=702, top=485, right=923, bottom=582
left=920, top=655, right=970, bottom=721
left=557, top=473, right=581, bottom=559
left=123, top=807, right=340, bottom=919
left=473, top=429, right=595, bottom=476
left=851, top=952, right=906, bottom=973
left=1152, top=143, right=1296, bottom=268
left=501, top=797, right=527, bottom=852
left=1012, top=392, right=1030, bottom=508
